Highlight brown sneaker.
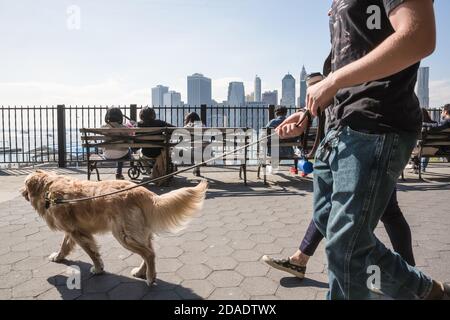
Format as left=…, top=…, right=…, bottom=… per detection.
left=116, top=174, right=125, bottom=180
left=262, top=255, right=306, bottom=279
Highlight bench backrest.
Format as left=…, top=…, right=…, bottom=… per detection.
left=80, top=127, right=252, bottom=158
left=419, top=128, right=450, bottom=157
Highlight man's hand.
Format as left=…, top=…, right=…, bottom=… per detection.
left=275, top=111, right=309, bottom=139
left=306, top=75, right=337, bottom=117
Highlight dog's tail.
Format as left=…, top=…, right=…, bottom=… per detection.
left=148, top=180, right=208, bottom=233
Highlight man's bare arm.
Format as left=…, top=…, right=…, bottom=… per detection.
left=308, top=0, right=436, bottom=116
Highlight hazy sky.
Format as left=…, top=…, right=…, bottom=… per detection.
left=0, top=0, right=449, bottom=107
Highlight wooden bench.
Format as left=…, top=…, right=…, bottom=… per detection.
left=81, top=127, right=173, bottom=181
left=80, top=127, right=251, bottom=184
left=257, top=127, right=318, bottom=185
left=411, top=127, right=450, bottom=180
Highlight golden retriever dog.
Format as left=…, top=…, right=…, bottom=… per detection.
left=21, top=170, right=207, bottom=286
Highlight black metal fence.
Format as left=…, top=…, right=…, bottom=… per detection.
left=0, top=105, right=444, bottom=168
left=0, top=104, right=295, bottom=167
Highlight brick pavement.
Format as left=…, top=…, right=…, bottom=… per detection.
left=0, top=166, right=449, bottom=300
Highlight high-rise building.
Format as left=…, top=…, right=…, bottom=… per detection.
left=163, top=91, right=182, bottom=107
left=262, top=90, right=278, bottom=106
left=254, top=75, right=262, bottom=102
left=159, top=91, right=182, bottom=125
left=281, top=73, right=296, bottom=107
left=187, top=73, right=212, bottom=106
left=246, top=93, right=255, bottom=103
left=299, top=66, right=307, bottom=108
left=227, top=82, right=245, bottom=106
left=152, top=85, right=169, bottom=106
left=227, top=82, right=245, bottom=127
left=416, top=66, right=430, bottom=108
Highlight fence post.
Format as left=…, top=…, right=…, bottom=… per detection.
left=268, top=105, right=276, bottom=121
left=200, top=104, right=207, bottom=126
left=130, top=104, right=137, bottom=122
left=57, top=105, right=67, bottom=168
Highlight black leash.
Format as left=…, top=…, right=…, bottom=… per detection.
left=45, top=110, right=321, bottom=208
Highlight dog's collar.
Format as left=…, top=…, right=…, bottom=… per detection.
left=44, top=192, right=62, bottom=209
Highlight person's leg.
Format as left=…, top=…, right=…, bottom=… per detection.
left=263, top=131, right=335, bottom=278
left=381, top=188, right=416, bottom=267
left=298, top=220, right=325, bottom=257
left=318, top=127, right=432, bottom=300
left=421, top=158, right=429, bottom=172
left=286, top=220, right=325, bottom=268
left=116, top=162, right=124, bottom=177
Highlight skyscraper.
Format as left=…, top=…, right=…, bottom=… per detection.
left=227, top=82, right=245, bottom=106
left=416, top=66, right=430, bottom=108
left=262, top=90, right=278, bottom=106
left=281, top=73, right=296, bottom=107
left=227, top=82, right=245, bottom=127
left=299, top=66, right=307, bottom=108
left=187, top=73, right=212, bottom=106
left=254, top=75, right=262, bottom=102
left=152, top=85, right=169, bottom=106
left=163, top=91, right=182, bottom=107
left=163, top=91, right=182, bottom=125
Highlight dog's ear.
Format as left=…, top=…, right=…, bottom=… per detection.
left=25, top=173, right=46, bottom=198
left=19, top=186, right=29, bottom=202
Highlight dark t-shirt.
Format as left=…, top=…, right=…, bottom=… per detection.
left=138, top=119, right=174, bottom=158
left=327, top=0, right=423, bottom=134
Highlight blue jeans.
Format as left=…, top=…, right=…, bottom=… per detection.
left=313, top=126, right=433, bottom=300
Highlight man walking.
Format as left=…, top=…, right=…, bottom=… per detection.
left=277, top=0, right=448, bottom=299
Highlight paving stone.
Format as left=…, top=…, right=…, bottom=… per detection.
left=83, top=274, right=121, bottom=293
left=155, top=258, right=183, bottom=273
left=180, top=241, right=208, bottom=253
left=142, top=290, right=181, bottom=300
left=0, top=168, right=449, bottom=300
left=205, top=245, right=234, bottom=257
left=230, top=239, right=256, bottom=250
left=204, top=236, right=231, bottom=246
left=232, top=250, right=263, bottom=262
left=241, top=277, right=278, bottom=296
left=207, top=271, right=243, bottom=288
left=108, top=282, right=150, bottom=300
left=12, top=277, right=54, bottom=298
left=209, top=287, right=250, bottom=300
left=0, top=270, right=32, bottom=289
left=178, top=280, right=214, bottom=299
left=178, top=252, right=209, bottom=265
left=235, top=262, right=269, bottom=277
left=0, top=288, right=12, bottom=300
left=205, top=257, right=238, bottom=271
left=177, top=264, right=212, bottom=280
left=0, top=251, right=28, bottom=265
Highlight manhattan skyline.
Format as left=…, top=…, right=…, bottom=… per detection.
left=0, top=0, right=449, bottom=107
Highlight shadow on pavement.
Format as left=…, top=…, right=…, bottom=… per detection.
left=280, top=277, right=328, bottom=290
left=47, top=260, right=201, bottom=300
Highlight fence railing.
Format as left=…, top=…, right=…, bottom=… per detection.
left=1, top=104, right=297, bottom=167
left=0, top=105, right=444, bottom=168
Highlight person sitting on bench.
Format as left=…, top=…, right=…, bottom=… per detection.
left=102, top=107, right=130, bottom=180
left=137, top=107, right=175, bottom=181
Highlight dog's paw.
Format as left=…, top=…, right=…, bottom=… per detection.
left=146, top=277, right=157, bottom=287
left=131, top=267, right=146, bottom=280
left=48, top=252, right=63, bottom=263
left=90, top=266, right=105, bottom=275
